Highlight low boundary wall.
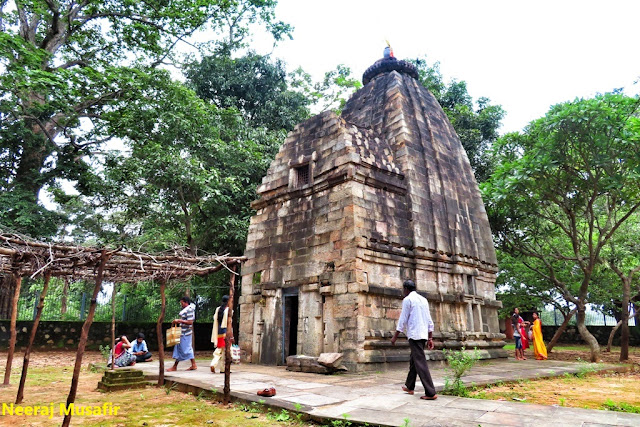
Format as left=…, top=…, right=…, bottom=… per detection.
left=0, top=321, right=215, bottom=352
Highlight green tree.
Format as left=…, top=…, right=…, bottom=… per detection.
left=496, top=249, right=580, bottom=352
left=483, top=93, right=640, bottom=361
left=0, top=0, right=289, bottom=238
left=411, top=57, right=505, bottom=182
left=308, top=64, right=363, bottom=113
left=496, top=250, right=559, bottom=318
left=186, top=52, right=310, bottom=131
left=69, top=75, right=278, bottom=256
left=598, top=213, right=640, bottom=360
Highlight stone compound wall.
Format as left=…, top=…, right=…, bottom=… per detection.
left=0, top=321, right=214, bottom=352
left=540, top=325, right=640, bottom=347
left=240, top=67, right=506, bottom=371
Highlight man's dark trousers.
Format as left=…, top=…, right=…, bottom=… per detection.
left=405, top=339, right=437, bottom=397
left=135, top=352, right=152, bottom=363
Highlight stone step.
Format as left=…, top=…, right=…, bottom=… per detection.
left=97, top=381, right=149, bottom=392
left=103, top=369, right=144, bottom=380
left=99, top=376, right=148, bottom=385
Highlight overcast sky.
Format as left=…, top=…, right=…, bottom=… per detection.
left=249, top=0, right=640, bottom=133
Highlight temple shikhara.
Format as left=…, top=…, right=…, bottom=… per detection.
left=239, top=49, right=507, bottom=371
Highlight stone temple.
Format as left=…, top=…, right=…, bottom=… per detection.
left=239, top=52, right=507, bottom=371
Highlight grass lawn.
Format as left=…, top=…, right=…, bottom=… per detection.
left=469, top=369, right=640, bottom=413
left=470, top=343, right=640, bottom=413
left=0, top=352, right=313, bottom=427
left=3, top=345, right=640, bottom=425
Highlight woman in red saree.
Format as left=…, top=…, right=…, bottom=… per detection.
left=531, top=312, right=548, bottom=360
left=519, top=322, right=529, bottom=352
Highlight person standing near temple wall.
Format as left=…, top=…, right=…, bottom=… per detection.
left=391, top=280, right=438, bottom=400
left=210, top=295, right=231, bottom=373
left=512, top=308, right=525, bottom=360
left=532, top=312, right=548, bottom=360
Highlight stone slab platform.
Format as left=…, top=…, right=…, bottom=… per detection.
left=133, top=358, right=637, bottom=427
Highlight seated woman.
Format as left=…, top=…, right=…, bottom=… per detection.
left=109, top=335, right=136, bottom=368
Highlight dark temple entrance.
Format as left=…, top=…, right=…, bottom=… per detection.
left=282, top=289, right=299, bottom=364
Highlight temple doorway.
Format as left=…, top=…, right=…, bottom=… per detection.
left=282, top=292, right=299, bottom=364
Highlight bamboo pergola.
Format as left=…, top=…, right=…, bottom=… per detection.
left=0, top=233, right=245, bottom=427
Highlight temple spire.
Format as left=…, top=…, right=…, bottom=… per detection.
left=362, top=44, right=418, bottom=85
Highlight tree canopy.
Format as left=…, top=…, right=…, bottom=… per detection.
left=186, top=52, right=310, bottom=131
left=0, top=0, right=289, bottom=238
left=483, top=92, right=640, bottom=361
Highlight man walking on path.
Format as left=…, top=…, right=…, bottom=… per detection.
left=391, top=280, right=438, bottom=400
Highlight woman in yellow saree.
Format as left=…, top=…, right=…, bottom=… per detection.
left=532, top=312, right=548, bottom=360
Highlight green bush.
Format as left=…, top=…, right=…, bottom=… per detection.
left=602, top=399, right=640, bottom=413
left=442, top=347, right=480, bottom=397
left=99, top=344, right=111, bottom=361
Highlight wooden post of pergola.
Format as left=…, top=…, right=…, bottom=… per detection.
left=223, top=264, right=237, bottom=405
left=156, top=278, right=167, bottom=386
left=62, top=251, right=110, bottom=427
left=110, top=283, right=117, bottom=371
left=3, top=268, right=23, bottom=386
left=16, top=271, right=51, bottom=403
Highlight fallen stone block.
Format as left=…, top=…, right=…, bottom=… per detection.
left=318, top=352, right=343, bottom=368
left=286, top=355, right=348, bottom=374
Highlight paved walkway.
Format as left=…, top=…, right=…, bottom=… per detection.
left=133, top=358, right=638, bottom=427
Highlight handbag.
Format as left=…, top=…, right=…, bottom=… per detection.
left=166, top=326, right=181, bottom=347
left=231, top=344, right=241, bottom=364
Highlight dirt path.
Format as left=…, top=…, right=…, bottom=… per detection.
left=546, top=348, right=640, bottom=365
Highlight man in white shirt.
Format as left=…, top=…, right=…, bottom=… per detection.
left=391, top=280, right=437, bottom=400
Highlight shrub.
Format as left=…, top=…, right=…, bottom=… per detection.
left=99, top=344, right=111, bottom=362
left=442, top=347, right=480, bottom=397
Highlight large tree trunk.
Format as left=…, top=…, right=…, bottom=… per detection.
left=12, top=139, right=50, bottom=207
left=576, top=307, right=600, bottom=362
left=3, top=274, right=23, bottom=385
left=16, top=273, right=51, bottom=403
left=547, top=308, right=576, bottom=353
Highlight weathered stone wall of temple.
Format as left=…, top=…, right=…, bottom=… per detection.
left=239, top=112, right=369, bottom=365
left=240, top=60, right=506, bottom=371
